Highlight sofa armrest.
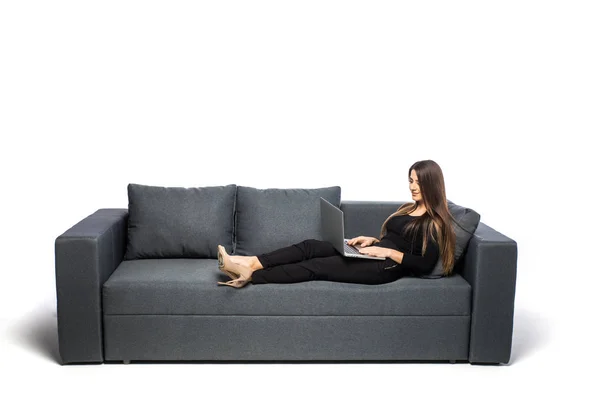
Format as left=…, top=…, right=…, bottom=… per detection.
left=460, top=221, right=518, bottom=364
left=54, top=208, right=128, bottom=364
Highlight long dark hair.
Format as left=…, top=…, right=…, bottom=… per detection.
left=378, top=160, right=457, bottom=276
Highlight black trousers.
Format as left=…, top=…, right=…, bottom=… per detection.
left=251, top=239, right=402, bottom=285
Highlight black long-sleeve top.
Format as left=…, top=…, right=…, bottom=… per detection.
left=373, top=214, right=440, bottom=276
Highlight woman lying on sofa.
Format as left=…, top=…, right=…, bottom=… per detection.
left=217, top=159, right=458, bottom=288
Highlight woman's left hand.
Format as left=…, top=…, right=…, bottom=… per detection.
left=358, top=246, right=390, bottom=258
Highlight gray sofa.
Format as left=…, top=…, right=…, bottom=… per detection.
left=54, top=184, right=518, bottom=365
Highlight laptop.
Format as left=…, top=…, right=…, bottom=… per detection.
left=320, top=197, right=386, bottom=260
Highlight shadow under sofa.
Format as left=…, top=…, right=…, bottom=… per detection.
left=55, top=201, right=517, bottom=365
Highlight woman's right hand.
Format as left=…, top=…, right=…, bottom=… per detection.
left=347, top=236, right=377, bottom=247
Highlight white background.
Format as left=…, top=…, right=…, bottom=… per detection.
left=1, top=0, right=599, bottom=398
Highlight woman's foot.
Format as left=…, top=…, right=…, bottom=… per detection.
left=218, top=247, right=264, bottom=280
left=229, top=255, right=263, bottom=272
left=217, top=245, right=239, bottom=280
left=217, top=245, right=256, bottom=288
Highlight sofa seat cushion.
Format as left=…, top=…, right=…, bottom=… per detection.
left=103, top=259, right=472, bottom=316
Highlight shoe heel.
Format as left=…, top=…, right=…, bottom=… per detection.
left=217, top=276, right=250, bottom=288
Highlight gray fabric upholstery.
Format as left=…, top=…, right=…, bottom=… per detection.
left=341, top=201, right=402, bottom=240
left=461, top=221, right=518, bottom=364
left=55, top=209, right=127, bottom=364
left=103, top=258, right=472, bottom=316
left=233, top=185, right=341, bottom=256
left=55, top=198, right=517, bottom=365
left=124, top=183, right=236, bottom=260
left=103, top=314, right=471, bottom=361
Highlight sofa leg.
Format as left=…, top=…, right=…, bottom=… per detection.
left=449, top=360, right=456, bottom=364
left=123, top=360, right=131, bottom=364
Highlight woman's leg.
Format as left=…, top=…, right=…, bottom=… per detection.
left=255, top=239, right=338, bottom=269
left=219, top=239, right=337, bottom=285
left=251, top=254, right=396, bottom=285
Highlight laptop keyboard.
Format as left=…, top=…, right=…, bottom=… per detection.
left=344, top=242, right=362, bottom=255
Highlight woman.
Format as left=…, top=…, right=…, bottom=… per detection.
left=217, top=159, right=457, bottom=288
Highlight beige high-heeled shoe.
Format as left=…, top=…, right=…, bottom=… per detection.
left=217, top=245, right=239, bottom=280
left=217, top=275, right=251, bottom=288
left=216, top=245, right=252, bottom=288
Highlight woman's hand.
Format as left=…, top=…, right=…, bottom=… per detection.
left=347, top=236, right=377, bottom=247
left=358, top=246, right=391, bottom=258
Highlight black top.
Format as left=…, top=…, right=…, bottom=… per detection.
left=373, top=214, right=439, bottom=276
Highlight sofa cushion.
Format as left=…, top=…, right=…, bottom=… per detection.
left=420, top=199, right=480, bottom=279
left=233, top=185, right=341, bottom=256
left=103, top=258, right=472, bottom=316
left=124, top=183, right=237, bottom=260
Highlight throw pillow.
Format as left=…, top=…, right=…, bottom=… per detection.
left=124, top=183, right=237, bottom=260
left=420, top=199, right=481, bottom=279
left=234, top=185, right=341, bottom=256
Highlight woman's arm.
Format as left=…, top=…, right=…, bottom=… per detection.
left=391, top=240, right=440, bottom=275
left=386, top=249, right=404, bottom=264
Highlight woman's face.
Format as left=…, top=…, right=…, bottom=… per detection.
left=409, top=170, right=421, bottom=202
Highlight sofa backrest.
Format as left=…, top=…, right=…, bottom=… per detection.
left=341, top=201, right=405, bottom=239
left=121, top=182, right=478, bottom=277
